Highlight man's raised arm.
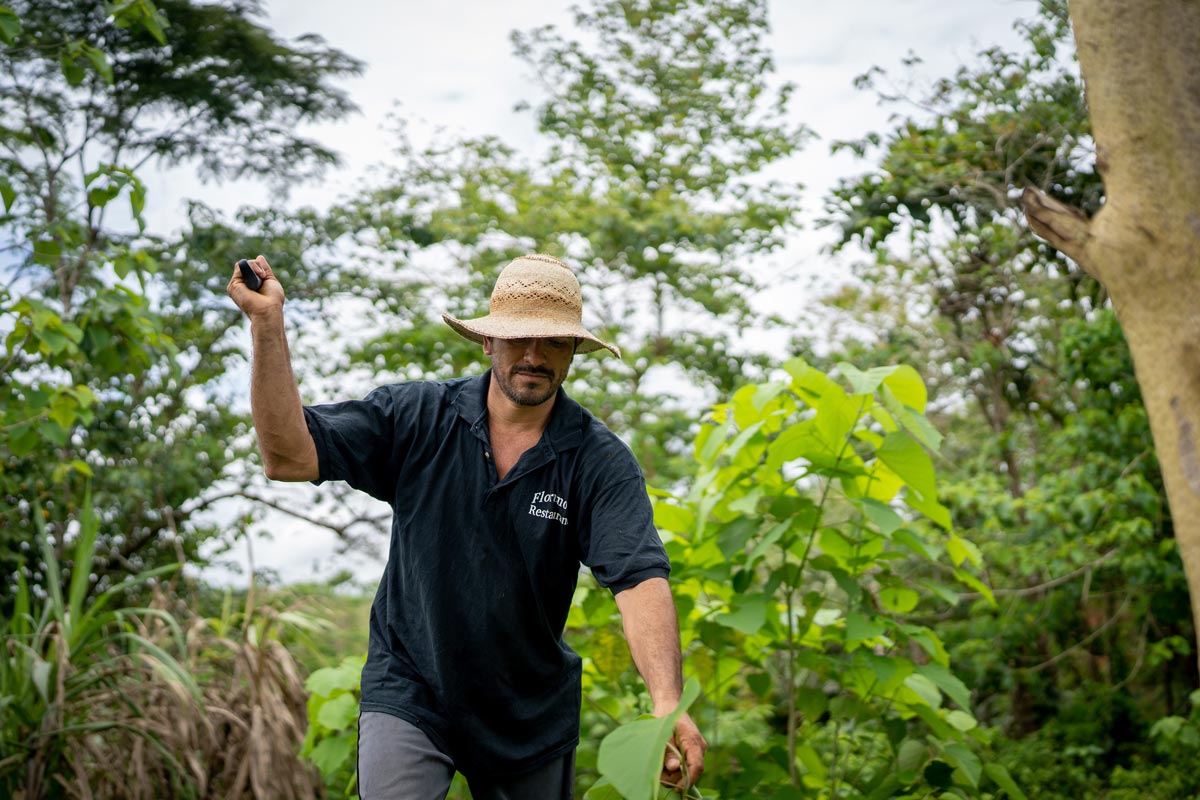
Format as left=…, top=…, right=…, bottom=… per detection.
left=226, top=255, right=319, bottom=482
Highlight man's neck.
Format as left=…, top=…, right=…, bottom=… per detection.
left=486, top=376, right=556, bottom=434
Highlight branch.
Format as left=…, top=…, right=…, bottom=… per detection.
left=956, top=549, right=1119, bottom=601
left=1022, top=592, right=1132, bottom=674
left=1021, top=186, right=1096, bottom=277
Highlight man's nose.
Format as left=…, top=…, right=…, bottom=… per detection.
left=522, top=340, right=547, bottom=363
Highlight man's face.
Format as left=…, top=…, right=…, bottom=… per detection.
left=484, top=336, right=576, bottom=407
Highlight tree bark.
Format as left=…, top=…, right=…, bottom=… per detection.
left=1023, top=0, right=1200, bottom=672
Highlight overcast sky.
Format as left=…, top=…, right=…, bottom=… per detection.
left=181, top=0, right=1041, bottom=587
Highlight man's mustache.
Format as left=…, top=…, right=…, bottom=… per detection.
left=513, top=366, right=553, bottom=377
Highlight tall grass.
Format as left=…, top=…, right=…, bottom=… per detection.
left=0, top=486, right=324, bottom=798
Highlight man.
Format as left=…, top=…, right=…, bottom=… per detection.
left=228, top=253, right=706, bottom=799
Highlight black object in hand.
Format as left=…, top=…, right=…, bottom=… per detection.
left=237, top=259, right=263, bottom=291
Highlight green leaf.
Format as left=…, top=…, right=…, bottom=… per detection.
left=897, top=738, right=929, bottom=773
left=0, top=6, right=21, bottom=44
left=596, top=678, right=701, bottom=800
left=881, top=365, right=927, bottom=411
left=915, top=662, right=972, bottom=709
left=306, top=662, right=361, bottom=697
left=943, top=742, right=981, bottom=788
left=0, top=177, right=15, bottom=212
left=845, top=612, right=886, bottom=644
left=859, top=498, right=903, bottom=536
left=795, top=742, right=828, bottom=786
left=983, top=763, right=1028, bottom=800
left=879, top=585, right=919, bottom=614
left=945, top=710, right=978, bottom=731
left=591, top=626, right=633, bottom=678
left=877, top=431, right=936, bottom=501
left=66, top=483, right=98, bottom=639
left=715, top=596, right=768, bottom=636
left=902, top=673, right=941, bottom=709
left=83, top=44, right=114, bottom=84
left=583, top=777, right=623, bottom=800
left=309, top=734, right=354, bottom=778
left=60, top=50, right=86, bottom=85
left=316, top=693, right=359, bottom=732
left=32, top=236, right=62, bottom=266
left=652, top=500, right=693, bottom=535
left=953, top=569, right=995, bottom=604
left=945, top=534, right=981, bottom=568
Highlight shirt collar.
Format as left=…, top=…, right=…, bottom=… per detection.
left=453, top=370, right=584, bottom=452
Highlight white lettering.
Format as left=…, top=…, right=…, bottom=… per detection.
left=527, top=489, right=570, bottom=525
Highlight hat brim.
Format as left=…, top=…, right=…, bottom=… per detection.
left=442, top=313, right=621, bottom=358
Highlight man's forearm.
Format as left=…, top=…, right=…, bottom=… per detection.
left=614, top=576, right=684, bottom=710
left=250, top=310, right=318, bottom=481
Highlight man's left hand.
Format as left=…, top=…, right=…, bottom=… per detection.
left=660, top=711, right=707, bottom=792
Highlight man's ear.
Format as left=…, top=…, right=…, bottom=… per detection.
left=482, top=336, right=494, bottom=356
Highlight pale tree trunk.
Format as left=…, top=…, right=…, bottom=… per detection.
left=1023, top=0, right=1200, bottom=671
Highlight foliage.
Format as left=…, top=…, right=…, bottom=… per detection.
left=0, top=486, right=194, bottom=797
left=0, top=0, right=363, bottom=598
left=570, top=358, right=1019, bottom=799
left=818, top=0, right=1194, bottom=793
left=587, top=678, right=702, bottom=800
left=302, top=653, right=364, bottom=797
left=330, top=0, right=809, bottom=484
left=1, top=484, right=324, bottom=798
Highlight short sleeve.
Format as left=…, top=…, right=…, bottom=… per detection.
left=303, top=386, right=402, bottom=503
left=579, top=474, right=670, bottom=593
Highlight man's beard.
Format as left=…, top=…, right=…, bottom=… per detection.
left=495, top=365, right=566, bottom=407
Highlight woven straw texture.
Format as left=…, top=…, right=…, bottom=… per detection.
left=443, top=254, right=620, bottom=357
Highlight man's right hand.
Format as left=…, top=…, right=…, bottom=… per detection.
left=227, top=255, right=285, bottom=321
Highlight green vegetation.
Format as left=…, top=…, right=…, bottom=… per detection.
left=3, top=0, right=1196, bottom=798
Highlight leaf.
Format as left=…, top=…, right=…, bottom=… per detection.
left=652, top=501, right=693, bottom=535
left=902, top=673, right=942, bottom=710
left=943, top=742, right=981, bottom=788
left=715, top=596, right=768, bottom=636
left=859, top=498, right=903, bottom=536
left=879, top=585, right=919, bottom=614
left=945, top=710, right=978, bottom=731
left=60, top=50, right=86, bottom=85
left=308, top=735, right=354, bottom=778
left=83, top=44, right=114, bottom=84
left=0, top=6, right=21, bottom=44
left=945, top=534, right=981, bottom=568
left=983, top=763, right=1028, bottom=800
left=0, top=177, right=15, bottom=212
left=877, top=431, right=936, bottom=502
left=316, top=693, right=359, bottom=732
left=306, top=663, right=361, bottom=697
left=881, top=365, right=927, bottom=411
left=32, top=656, right=52, bottom=701
left=67, top=483, right=98, bottom=640
left=897, top=738, right=929, bottom=773
left=845, top=612, right=886, bottom=644
left=915, top=662, right=972, bottom=709
left=583, top=778, right=624, bottom=800
left=591, top=626, right=633, bottom=678
left=795, top=742, right=828, bottom=786
left=596, top=678, right=701, bottom=800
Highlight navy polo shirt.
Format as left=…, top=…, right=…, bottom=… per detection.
left=301, top=371, right=670, bottom=778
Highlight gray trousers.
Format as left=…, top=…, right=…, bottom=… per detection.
left=357, top=711, right=575, bottom=800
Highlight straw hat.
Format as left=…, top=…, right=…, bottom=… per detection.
left=442, top=254, right=621, bottom=358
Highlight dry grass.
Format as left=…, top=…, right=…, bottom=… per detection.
left=12, top=591, right=325, bottom=800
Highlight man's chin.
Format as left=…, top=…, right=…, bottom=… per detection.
left=498, top=380, right=557, bottom=407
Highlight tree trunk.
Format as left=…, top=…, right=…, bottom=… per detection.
left=1023, top=0, right=1200, bottom=671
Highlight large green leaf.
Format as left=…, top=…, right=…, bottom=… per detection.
left=596, top=678, right=701, bottom=800
left=877, top=431, right=937, bottom=502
